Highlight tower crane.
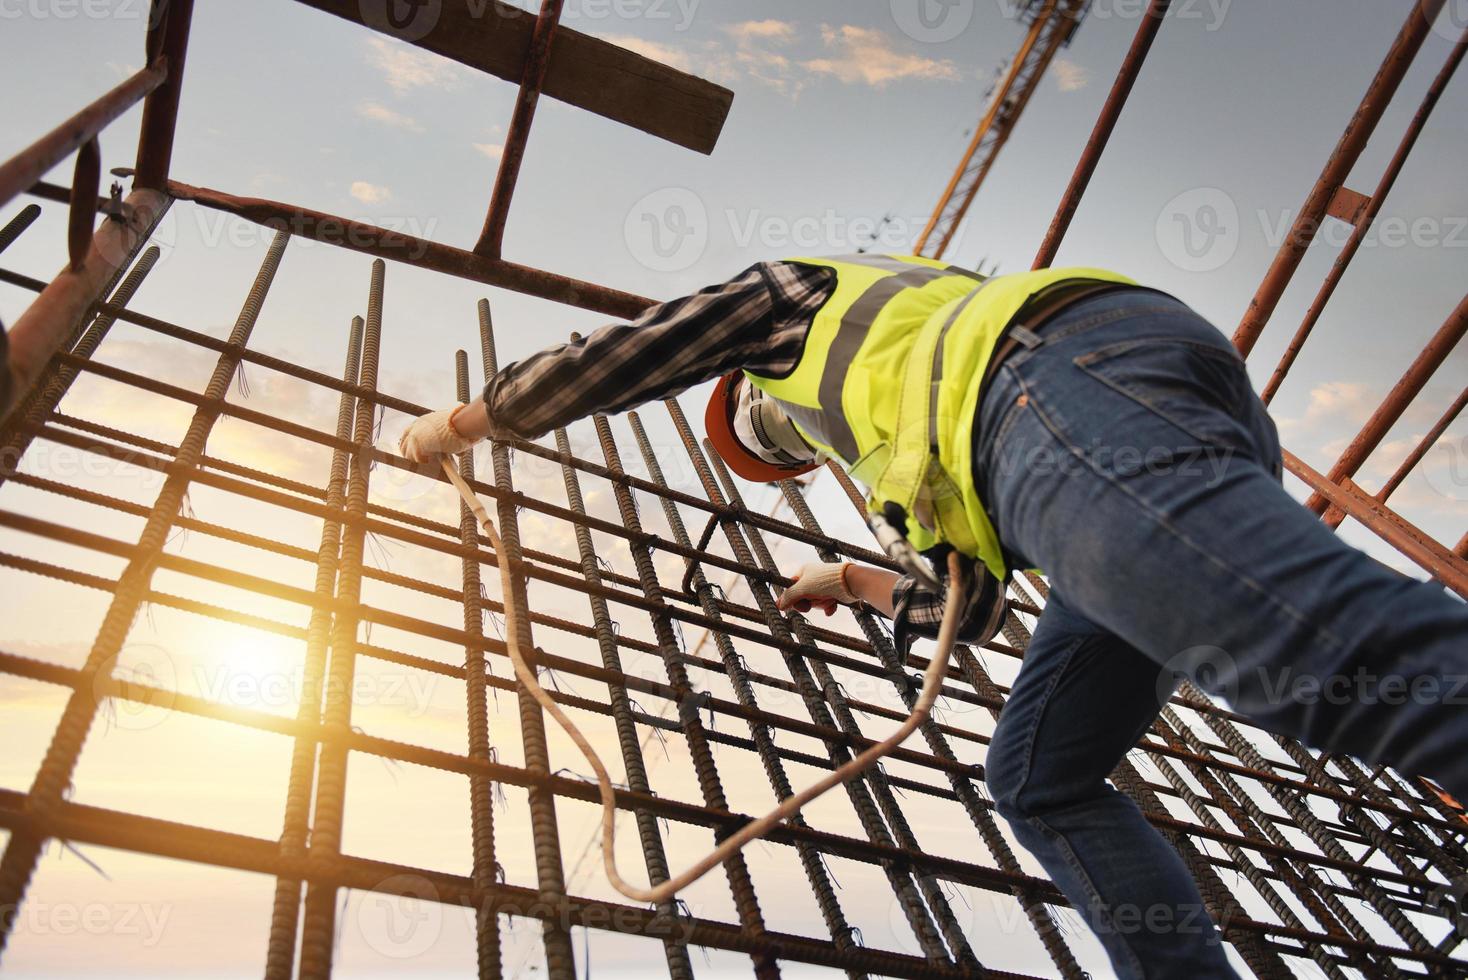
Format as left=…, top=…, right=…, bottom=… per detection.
left=914, top=0, right=1091, bottom=260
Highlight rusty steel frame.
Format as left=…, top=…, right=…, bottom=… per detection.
left=1, top=1, right=1467, bottom=978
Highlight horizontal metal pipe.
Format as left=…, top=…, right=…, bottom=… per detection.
left=0, top=492, right=1443, bottom=849
left=0, top=675, right=1451, bottom=970
left=166, top=179, right=652, bottom=318
left=0, top=260, right=895, bottom=569
left=1284, top=449, right=1468, bottom=599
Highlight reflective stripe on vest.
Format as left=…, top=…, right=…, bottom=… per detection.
left=746, top=254, right=1137, bottom=579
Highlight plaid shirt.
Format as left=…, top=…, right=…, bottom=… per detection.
left=483, top=259, right=1007, bottom=646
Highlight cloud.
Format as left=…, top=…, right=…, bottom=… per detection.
left=724, top=19, right=797, bottom=43
left=1052, top=57, right=1089, bottom=93
left=350, top=181, right=392, bottom=205
left=803, top=25, right=960, bottom=87
left=605, top=22, right=955, bottom=99
left=606, top=36, right=696, bottom=74
left=1275, top=381, right=1374, bottom=439
left=365, top=36, right=465, bottom=93
left=473, top=142, right=505, bottom=160
left=358, top=100, right=425, bottom=132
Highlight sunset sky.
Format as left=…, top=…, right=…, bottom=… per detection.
left=1, top=0, right=1465, bottom=976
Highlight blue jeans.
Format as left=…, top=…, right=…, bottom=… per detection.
left=972, top=289, right=1468, bottom=979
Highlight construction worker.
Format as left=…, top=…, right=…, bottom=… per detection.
left=401, top=254, right=1468, bottom=979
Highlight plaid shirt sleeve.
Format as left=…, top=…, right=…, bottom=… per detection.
left=889, top=558, right=1008, bottom=652
left=482, top=261, right=834, bottom=439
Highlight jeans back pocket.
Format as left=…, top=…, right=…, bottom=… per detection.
left=1073, top=337, right=1254, bottom=452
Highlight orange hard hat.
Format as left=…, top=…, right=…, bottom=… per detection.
left=704, top=372, right=822, bottom=484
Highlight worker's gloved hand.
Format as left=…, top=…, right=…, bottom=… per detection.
left=398, top=404, right=477, bottom=462
left=777, top=562, right=857, bottom=617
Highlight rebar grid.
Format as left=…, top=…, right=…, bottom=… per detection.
left=2, top=0, right=1467, bottom=975
left=0, top=210, right=1465, bottom=977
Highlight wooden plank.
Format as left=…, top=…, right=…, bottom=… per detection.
left=291, top=0, right=731, bottom=154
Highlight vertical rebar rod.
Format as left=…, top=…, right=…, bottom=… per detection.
left=455, top=348, right=503, bottom=980
left=775, top=462, right=1085, bottom=978
left=298, top=259, right=384, bottom=979
left=0, top=229, right=289, bottom=960
left=1159, top=706, right=1404, bottom=979
left=1107, top=755, right=1290, bottom=977
left=550, top=373, right=693, bottom=979
left=667, top=422, right=979, bottom=969
left=1144, top=720, right=1353, bottom=979
left=626, top=411, right=886, bottom=976
left=0, top=203, right=41, bottom=254
left=264, top=315, right=363, bottom=980
left=476, top=299, right=577, bottom=980
left=585, top=410, right=780, bottom=980
left=1, top=245, right=162, bottom=479
left=1186, top=681, right=1437, bottom=958
left=993, top=604, right=1289, bottom=976
left=1327, top=753, right=1466, bottom=877
left=1273, top=737, right=1462, bottom=885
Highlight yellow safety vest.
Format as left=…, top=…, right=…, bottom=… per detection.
left=746, top=254, right=1136, bottom=580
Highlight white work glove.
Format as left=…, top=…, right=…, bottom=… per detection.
left=398, top=404, right=476, bottom=462
left=776, top=562, right=857, bottom=617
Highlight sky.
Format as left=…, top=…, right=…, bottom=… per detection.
left=0, top=0, right=1466, bottom=976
